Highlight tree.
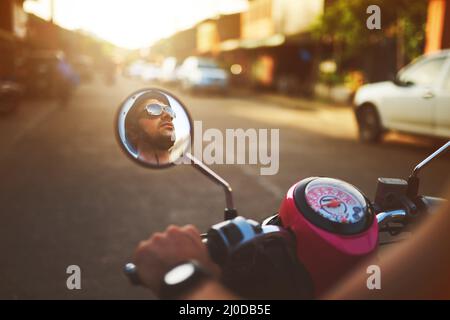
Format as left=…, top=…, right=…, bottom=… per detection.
left=311, top=0, right=427, bottom=77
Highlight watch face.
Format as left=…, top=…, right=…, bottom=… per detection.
left=304, top=178, right=367, bottom=224
left=164, top=263, right=195, bottom=285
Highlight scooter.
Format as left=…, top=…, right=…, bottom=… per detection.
left=115, top=88, right=449, bottom=299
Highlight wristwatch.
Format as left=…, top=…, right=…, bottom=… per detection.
left=160, top=260, right=211, bottom=299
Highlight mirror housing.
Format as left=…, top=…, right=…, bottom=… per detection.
left=115, top=88, right=193, bottom=169
left=115, top=88, right=237, bottom=220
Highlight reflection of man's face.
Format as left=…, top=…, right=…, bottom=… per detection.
left=138, top=98, right=175, bottom=150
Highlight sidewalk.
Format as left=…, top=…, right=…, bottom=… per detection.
left=230, top=88, right=353, bottom=111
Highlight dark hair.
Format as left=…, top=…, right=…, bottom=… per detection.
left=134, top=90, right=170, bottom=108
left=125, top=90, right=171, bottom=152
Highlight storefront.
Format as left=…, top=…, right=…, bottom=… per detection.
left=0, top=0, right=27, bottom=80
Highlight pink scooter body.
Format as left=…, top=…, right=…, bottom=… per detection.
left=279, top=181, right=379, bottom=297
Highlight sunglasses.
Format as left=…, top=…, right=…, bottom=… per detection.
left=144, top=104, right=176, bottom=119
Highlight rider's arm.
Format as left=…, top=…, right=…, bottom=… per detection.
left=324, top=198, right=450, bottom=299
left=178, top=279, right=238, bottom=300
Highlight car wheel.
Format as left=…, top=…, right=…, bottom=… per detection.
left=357, top=105, right=383, bottom=143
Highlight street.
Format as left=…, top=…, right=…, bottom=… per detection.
left=1, top=75, right=449, bottom=299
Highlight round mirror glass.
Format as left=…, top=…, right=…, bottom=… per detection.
left=116, top=88, right=192, bottom=168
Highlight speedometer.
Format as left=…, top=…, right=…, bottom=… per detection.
left=305, top=178, right=366, bottom=224
left=293, top=177, right=373, bottom=235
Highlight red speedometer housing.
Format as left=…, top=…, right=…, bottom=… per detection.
left=279, top=177, right=378, bottom=297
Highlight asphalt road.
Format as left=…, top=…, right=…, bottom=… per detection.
left=1, top=75, right=449, bottom=299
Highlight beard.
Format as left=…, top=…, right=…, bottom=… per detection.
left=154, top=133, right=175, bottom=150
left=140, top=129, right=175, bottom=151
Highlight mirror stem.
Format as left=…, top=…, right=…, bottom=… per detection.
left=407, top=141, right=450, bottom=198
left=185, top=153, right=237, bottom=220
left=411, top=141, right=450, bottom=178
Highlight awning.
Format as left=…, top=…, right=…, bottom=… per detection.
left=220, top=34, right=286, bottom=52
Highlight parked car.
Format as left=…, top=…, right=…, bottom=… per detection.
left=354, top=50, right=450, bottom=143
left=21, top=50, right=79, bottom=98
left=0, top=37, right=23, bottom=114
left=124, top=60, right=161, bottom=82
left=0, top=80, right=22, bottom=114
left=71, top=54, right=94, bottom=83
left=140, top=63, right=161, bottom=83
left=158, top=57, right=180, bottom=85
left=178, top=56, right=229, bottom=93
left=124, top=60, right=147, bottom=79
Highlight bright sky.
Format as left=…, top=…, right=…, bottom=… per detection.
left=23, top=0, right=248, bottom=49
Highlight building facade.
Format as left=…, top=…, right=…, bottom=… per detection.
left=425, top=0, right=450, bottom=53
left=0, top=0, right=27, bottom=80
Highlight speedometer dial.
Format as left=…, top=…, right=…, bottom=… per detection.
left=304, top=178, right=367, bottom=224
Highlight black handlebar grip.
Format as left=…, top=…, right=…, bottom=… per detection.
left=124, top=262, right=142, bottom=286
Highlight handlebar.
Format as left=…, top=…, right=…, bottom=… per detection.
left=123, top=234, right=218, bottom=286
left=123, top=263, right=141, bottom=286
left=123, top=218, right=277, bottom=286
left=124, top=196, right=447, bottom=286
left=376, top=195, right=446, bottom=222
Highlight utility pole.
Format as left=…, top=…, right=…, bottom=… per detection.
left=50, top=0, right=54, bottom=23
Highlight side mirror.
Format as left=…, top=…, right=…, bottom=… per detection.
left=115, top=88, right=193, bottom=169
left=392, top=74, right=414, bottom=87
left=392, top=75, right=401, bottom=86
left=115, top=87, right=237, bottom=220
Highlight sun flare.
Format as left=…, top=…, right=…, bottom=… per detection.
left=23, top=0, right=248, bottom=49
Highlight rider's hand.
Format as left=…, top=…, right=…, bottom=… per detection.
left=133, top=224, right=221, bottom=295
